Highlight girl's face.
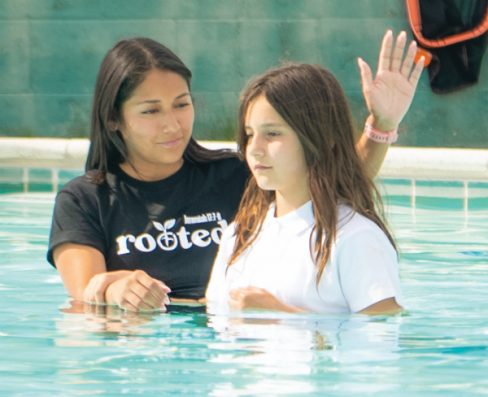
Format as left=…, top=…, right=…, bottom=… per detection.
left=244, top=95, right=309, bottom=208
left=119, top=69, right=194, bottom=180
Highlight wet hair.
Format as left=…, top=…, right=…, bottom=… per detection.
left=229, top=63, right=395, bottom=282
left=85, top=37, right=235, bottom=182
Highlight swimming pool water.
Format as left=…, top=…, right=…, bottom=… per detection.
left=0, top=188, right=487, bottom=397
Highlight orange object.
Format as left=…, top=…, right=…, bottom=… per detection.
left=406, top=0, right=488, bottom=48
left=415, top=47, right=432, bottom=67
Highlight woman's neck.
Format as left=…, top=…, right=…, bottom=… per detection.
left=119, top=159, right=184, bottom=182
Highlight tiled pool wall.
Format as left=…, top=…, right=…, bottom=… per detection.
left=2, top=166, right=488, bottom=211
left=381, top=179, right=488, bottom=211
left=0, top=167, right=82, bottom=193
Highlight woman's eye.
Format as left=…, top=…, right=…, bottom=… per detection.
left=142, top=108, right=159, bottom=115
left=267, top=131, right=281, bottom=137
left=175, top=102, right=190, bottom=109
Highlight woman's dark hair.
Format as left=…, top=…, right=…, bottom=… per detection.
left=229, top=63, right=396, bottom=283
left=85, top=37, right=235, bottom=182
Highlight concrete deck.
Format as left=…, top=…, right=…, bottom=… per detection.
left=1, top=137, right=488, bottom=181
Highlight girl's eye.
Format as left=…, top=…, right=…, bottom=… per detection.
left=267, top=131, right=281, bottom=137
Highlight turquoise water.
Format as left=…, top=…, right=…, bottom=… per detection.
left=1, top=182, right=488, bottom=396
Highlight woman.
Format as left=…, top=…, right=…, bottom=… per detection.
left=206, top=60, right=421, bottom=314
left=48, top=31, right=423, bottom=312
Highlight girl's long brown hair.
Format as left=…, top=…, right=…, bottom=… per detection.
left=229, top=63, right=395, bottom=283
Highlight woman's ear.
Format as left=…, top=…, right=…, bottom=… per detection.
left=107, top=120, right=119, bottom=132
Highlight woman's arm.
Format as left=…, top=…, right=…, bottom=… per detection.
left=355, top=30, right=425, bottom=178
left=54, top=243, right=171, bottom=312
left=54, top=243, right=107, bottom=301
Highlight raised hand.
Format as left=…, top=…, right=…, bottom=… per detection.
left=357, top=30, right=424, bottom=131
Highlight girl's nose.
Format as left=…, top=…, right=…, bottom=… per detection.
left=247, top=134, right=265, bottom=158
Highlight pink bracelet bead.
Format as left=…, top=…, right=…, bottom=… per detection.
left=364, top=123, right=398, bottom=144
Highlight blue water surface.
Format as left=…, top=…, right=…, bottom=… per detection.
left=0, top=187, right=487, bottom=397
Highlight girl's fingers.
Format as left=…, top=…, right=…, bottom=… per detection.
left=357, top=57, right=374, bottom=93
left=401, top=40, right=417, bottom=78
left=390, top=31, right=407, bottom=72
left=409, top=56, right=425, bottom=87
left=378, top=30, right=393, bottom=72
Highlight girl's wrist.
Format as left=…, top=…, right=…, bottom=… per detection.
left=366, top=115, right=398, bottom=133
left=364, top=123, right=398, bottom=144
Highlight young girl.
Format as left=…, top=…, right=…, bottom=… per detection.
left=206, top=62, right=417, bottom=315
left=48, top=32, right=423, bottom=312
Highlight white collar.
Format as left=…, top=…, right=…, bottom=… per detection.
left=262, top=201, right=314, bottom=234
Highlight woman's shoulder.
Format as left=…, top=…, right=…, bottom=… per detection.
left=57, top=171, right=113, bottom=199
left=193, top=156, right=249, bottom=184
left=202, top=156, right=246, bottom=171
left=59, top=173, right=92, bottom=194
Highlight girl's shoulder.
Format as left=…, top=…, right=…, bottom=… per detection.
left=336, top=205, right=391, bottom=244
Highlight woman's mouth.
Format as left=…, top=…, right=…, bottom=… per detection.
left=158, top=137, right=183, bottom=148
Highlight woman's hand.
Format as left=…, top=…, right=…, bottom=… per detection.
left=358, top=30, right=424, bottom=131
left=83, top=270, right=132, bottom=305
left=105, top=270, right=171, bottom=312
left=229, top=287, right=302, bottom=313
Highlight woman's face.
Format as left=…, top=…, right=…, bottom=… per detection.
left=244, top=94, right=309, bottom=204
left=119, top=69, right=194, bottom=180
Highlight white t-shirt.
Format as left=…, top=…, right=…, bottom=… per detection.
left=206, top=201, right=402, bottom=314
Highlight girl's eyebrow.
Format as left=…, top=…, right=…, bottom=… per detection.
left=245, top=122, right=284, bottom=129
left=135, top=92, right=191, bottom=105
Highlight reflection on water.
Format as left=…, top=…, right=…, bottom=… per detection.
left=1, top=192, right=488, bottom=396
left=52, top=302, right=405, bottom=396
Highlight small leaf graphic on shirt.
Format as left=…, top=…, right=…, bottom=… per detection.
left=164, top=219, right=176, bottom=230
left=152, top=221, right=165, bottom=231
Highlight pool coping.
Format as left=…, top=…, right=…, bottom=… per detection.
left=1, top=137, right=488, bottom=181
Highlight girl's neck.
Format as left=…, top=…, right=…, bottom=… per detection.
left=274, top=188, right=311, bottom=217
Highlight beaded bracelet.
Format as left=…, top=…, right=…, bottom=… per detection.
left=364, top=123, right=398, bottom=144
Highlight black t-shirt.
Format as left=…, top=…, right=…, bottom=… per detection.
left=47, top=158, right=249, bottom=299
